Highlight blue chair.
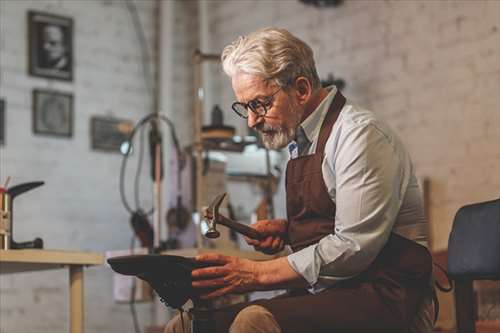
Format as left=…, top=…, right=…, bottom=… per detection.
left=447, top=198, right=500, bottom=333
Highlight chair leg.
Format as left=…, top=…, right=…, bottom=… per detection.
left=454, top=279, right=475, bottom=333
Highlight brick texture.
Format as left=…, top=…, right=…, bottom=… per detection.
left=0, top=1, right=158, bottom=332
left=1, top=0, right=500, bottom=331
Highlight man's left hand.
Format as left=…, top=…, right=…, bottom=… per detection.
left=192, top=253, right=261, bottom=299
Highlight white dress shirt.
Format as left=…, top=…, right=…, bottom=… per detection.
left=285, top=87, right=433, bottom=332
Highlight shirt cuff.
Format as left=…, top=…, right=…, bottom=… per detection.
left=287, top=244, right=320, bottom=287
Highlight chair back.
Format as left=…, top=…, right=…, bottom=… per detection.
left=447, top=198, right=500, bottom=333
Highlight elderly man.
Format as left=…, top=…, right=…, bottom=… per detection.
left=166, top=27, right=434, bottom=333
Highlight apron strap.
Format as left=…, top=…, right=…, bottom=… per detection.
left=316, top=90, right=346, bottom=154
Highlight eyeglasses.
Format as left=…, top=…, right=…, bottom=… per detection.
left=231, top=88, right=281, bottom=119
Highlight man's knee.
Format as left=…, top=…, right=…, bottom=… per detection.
left=164, top=312, right=192, bottom=333
left=229, top=305, right=281, bottom=333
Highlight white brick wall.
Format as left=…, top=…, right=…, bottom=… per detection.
left=1, top=0, right=500, bottom=331
left=0, top=0, right=159, bottom=332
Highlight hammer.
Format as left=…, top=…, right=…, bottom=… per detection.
left=203, top=193, right=264, bottom=240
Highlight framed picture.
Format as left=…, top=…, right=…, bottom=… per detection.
left=0, top=99, right=5, bottom=145
left=91, top=116, right=133, bottom=152
left=28, top=11, right=73, bottom=81
left=33, top=89, right=73, bottom=137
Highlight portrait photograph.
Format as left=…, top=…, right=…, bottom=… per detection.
left=28, top=11, right=73, bottom=81
left=90, top=116, right=133, bottom=152
left=33, top=89, right=73, bottom=137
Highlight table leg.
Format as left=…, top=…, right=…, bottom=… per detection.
left=69, top=265, right=83, bottom=333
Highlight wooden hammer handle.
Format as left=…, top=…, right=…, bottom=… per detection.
left=217, top=214, right=264, bottom=240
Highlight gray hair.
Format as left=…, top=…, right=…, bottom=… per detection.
left=221, top=27, right=321, bottom=90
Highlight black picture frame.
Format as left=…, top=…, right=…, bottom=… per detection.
left=90, top=116, right=133, bottom=152
left=33, top=89, right=73, bottom=137
left=0, top=99, right=5, bottom=145
left=28, top=11, right=73, bottom=81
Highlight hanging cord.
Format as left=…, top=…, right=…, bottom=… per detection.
left=133, top=124, right=148, bottom=213
left=430, top=262, right=454, bottom=324
left=125, top=0, right=156, bottom=102
left=119, top=114, right=181, bottom=215
left=433, top=262, right=453, bottom=292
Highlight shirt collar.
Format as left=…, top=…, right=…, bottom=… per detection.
left=299, top=85, right=338, bottom=144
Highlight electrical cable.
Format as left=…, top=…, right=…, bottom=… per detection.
left=119, top=114, right=182, bottom=215
left=134, top=124, right=147, bottom=212
left=125, top=0, right=155, bottom=104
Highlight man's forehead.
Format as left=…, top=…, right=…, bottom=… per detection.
left=231, top=73, right=274, bottom=102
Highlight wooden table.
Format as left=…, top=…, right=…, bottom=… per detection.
left=0, top=249, right=103, bottom=333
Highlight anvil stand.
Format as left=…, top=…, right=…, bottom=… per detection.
left=107, top=254, right=218, bottom=333
left=190, top=299, right=216, bottom=333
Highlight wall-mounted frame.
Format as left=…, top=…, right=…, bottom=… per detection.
left=28, top=11, right=73, bottom=81
left=0, top=99, right=5, bottom=145
left=90, top=116, right=133, bottom=152
left=33, top=89, right=73, bottom=137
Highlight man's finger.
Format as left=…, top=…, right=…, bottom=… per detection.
left=195, top=253, right=230, bottom=265
left=260, top=236, right=274, bottom=248
left=277, top=239, right=284, bottom=251
left=192, top=266, right=228, bottom=279
left=192, top=278, right=228, bottom=288
left=271, top=237, right=281, bottom=250
left=199, top=285, right=235, bottom=300
left=244, top=236, right=259, bottom=246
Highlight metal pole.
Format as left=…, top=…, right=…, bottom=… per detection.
left=152, top=0, right=162, bottom=250
left=193, top=50, right=220, bottom=248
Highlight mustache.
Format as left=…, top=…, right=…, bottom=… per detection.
left=255, top=123, right=281, bottom=133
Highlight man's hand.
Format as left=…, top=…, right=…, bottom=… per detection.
left=245, top=219, right=288, bottom=255
left=192, top=254, right=261, bottom=299
left=192, top=254, right=308, bottom=300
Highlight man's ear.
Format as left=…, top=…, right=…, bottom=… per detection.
left=294, top=77, right=312, bottom=105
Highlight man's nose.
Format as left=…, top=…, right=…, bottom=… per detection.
left=247, top=112, right=263, bottom=128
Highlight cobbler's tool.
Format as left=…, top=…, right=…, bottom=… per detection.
left=204, top=193, right=264, bottom=240
left=0, top=181, right=44, bottom=250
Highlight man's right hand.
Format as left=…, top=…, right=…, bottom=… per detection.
left=245, top=219, right=288, bottom=255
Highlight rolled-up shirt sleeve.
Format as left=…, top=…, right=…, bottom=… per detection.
left=287, top=122, right=408, bottom=292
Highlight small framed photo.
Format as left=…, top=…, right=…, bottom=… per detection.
left=28, top=11, right=73, bottom=81
left=0, top=99, right=5, bottom=145
left=33, top=89, right=73, bottom=137
left=91, top=116, right=133, bottom=152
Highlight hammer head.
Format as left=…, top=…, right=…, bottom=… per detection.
left=203, top=192, right=226, bottom=239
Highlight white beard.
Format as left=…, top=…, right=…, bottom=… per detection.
left=258, top=124, right=296, bottom=150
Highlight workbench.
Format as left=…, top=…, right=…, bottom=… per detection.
left=0, top=249, right=103, bottom=333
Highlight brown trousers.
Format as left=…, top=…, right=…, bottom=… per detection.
left=212, top=234, right=432, bottom=333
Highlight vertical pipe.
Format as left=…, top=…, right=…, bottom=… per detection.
left=193, top=50, right=204, bottom=248
left=152, top=0, right=162, bottom=249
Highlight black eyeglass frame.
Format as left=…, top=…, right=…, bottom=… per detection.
left=231, top=87, right=282, bottom=119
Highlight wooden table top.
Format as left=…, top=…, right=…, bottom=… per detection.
left=0, top=249, right=103, bottom=274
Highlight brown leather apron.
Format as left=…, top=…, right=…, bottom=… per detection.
left=214, top=91, right=432, bottom=333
